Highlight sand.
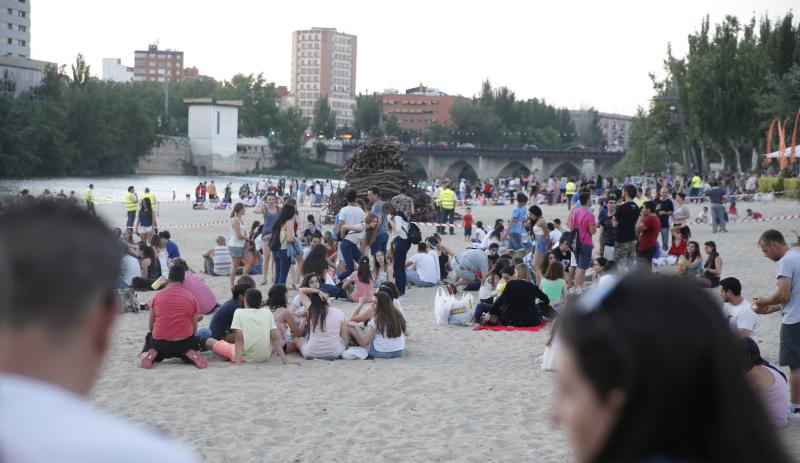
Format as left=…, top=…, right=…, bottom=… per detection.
left=89, top=198, right=800, bottom=462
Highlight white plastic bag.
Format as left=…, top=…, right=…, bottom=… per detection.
left=434, top=287, right=454, bottom=325
left=447, top=293, right=474, bottom=326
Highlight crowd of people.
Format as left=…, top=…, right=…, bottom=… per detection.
left=2, top=168, right=799, bottom=461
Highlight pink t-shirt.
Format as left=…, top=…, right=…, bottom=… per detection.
left=304, top=307, right=345, bottom=357
left=181, top=271, right=219, bottom=314
left=348, top=271, right=375, bottom=302
left=151, top=284, right=199, bottom=340
left=570, top=207, right=596, bottom=246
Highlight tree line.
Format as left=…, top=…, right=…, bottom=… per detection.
left=0, top=55, right=309, bottom=177
left=618, top=12, right=800, bottom=175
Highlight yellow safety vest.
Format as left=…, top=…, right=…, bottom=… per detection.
left=84, top=188, right=94, bottom=203
left=125, top=192, right=138, bottom=212
left=438, top=188, right=456, bottom=209
left=565, top=182, right=576, bottom=195
left=691, top=176, right=702, bottom=188
left=141, top=192, right=156, bottom=207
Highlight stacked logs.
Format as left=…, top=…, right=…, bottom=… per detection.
left=327, top=140, right=436, bottom=222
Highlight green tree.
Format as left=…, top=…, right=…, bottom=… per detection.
left=354, top=93, right=383, bottom=137
left=312, top=96, right=337, bottom=138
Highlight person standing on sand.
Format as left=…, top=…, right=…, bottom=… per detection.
left=124, top=186, right=138, bottom=232
left=84, top=183, right=96, bottom=216
left=0, top=200, right=199, bottom=462
left=754, top=229, right=800, bottom=422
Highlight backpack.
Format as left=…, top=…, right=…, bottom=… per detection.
left=407, top=222, right=422, bottom=244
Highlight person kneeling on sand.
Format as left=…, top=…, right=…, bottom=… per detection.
left=479, top=277, right=551, bottom=327
left=345, top=291, right=407, bottom=359
left=140, top=265, right=207, bottom=369
left=292, top=287, right=348, bottom=359
left=205, top=288, right=298, bottom=365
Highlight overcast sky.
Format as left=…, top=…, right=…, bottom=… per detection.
left=32, top=0, right=795, bottom=115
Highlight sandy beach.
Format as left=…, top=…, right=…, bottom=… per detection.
left=89, top=198, right=800, bottom=462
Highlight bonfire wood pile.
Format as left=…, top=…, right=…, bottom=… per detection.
left=327, top=140, right=436, bottom=222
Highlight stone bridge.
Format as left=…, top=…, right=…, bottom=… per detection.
left=324, top=145, right=624, bottom=181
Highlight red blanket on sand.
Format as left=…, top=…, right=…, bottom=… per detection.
left=472, top=323, right=546, bottom=332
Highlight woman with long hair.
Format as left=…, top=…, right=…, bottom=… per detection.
left=354, top=212, right=379, bottom=255
left=300, top=244, right=342, bottom=298
left=553, top=274, right=789, bottom=463
left=680, top=240, right=703, bottom=276
left=383, top=202, right=411, bottom=296
left=373, top=250, right=391, bottom=287
left=270, top=203, right=296, bottom=285
left=264, top=284, right=303, bottom=350
left=528, top=205, right=549, bottom=285
left=699, top=240, right=722, bottom=288
left=292, top=286, right=348, bottom=359
left=228, top=203, right=248, bottom=289
left=256, top=192, right=280, bottom=285
left=346, top=291, right=407, bottom=359
left=482, top=222, right=504, bottom=250
left=341, top=256, right=374, bottom=302
left=133, top=197, right=157, bottom=244
left=739, top=337, right=790, bottom=427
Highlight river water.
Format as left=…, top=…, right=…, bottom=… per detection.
left=0, top=174, right=342, bottom=203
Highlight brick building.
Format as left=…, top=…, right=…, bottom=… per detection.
left=133, top=44, right=184, bottom=82
left=382, top=85, right=466, bottom=130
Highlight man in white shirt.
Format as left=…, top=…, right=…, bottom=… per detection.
left=405, top=242, right=440, bottom=287
left=335, top=189, right=366, bottom=281
left=0, top=200, right=198, bottom=463
left=720, top=277, right=757, bottom=342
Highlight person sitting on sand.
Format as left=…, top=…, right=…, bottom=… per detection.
left=140, top=265, right=207, bottom=369
left=204, top=288, right=298, bottom=365
left=540, top=261, right=567, bottom=313
left=679, top=240, right=704, bottom=276
left=405, top=242, right=440, bottom=288
left=263, top=284, right=304, bottom=349
left=739, top=337, right=790, bottom=427
left=341, top=256, right=375, bottom=302
left=202, top=236, right=233, bottom=276
left=197, top=276, right=255, bottom=345
left=301, top=245, right=343, bottom=298
left=130, top=242, right=162, bottom=290
left=171, top=259, right=218, bottom=315
left=292, top=286, right=348, bottom=360
left=668, top=225, right=689, bottom=258
left=479, top=276, right=551, bottom=327
left=746, top=209, right=763, bottom=220
left=695, top=206, right=709, bottom=224
left=345, top=291, right=407, bottom=359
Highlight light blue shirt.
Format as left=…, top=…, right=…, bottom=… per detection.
left=510, top=206, right=527, bottom=234
left=777, top=248, right=800, bottom=325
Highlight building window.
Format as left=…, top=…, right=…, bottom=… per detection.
left=6, top=38, right=11, bottom=45
left=19, top=40, right=25, bottom=46
left=7, top=8, right=12, bottom=14
left=18, top=11, right=25, bottom=17
left=216, top=111, right=221, bottom=135
left=19, top=25, right=25, bottom=31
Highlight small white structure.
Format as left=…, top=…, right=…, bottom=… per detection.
left=102, top=58, right=134, bottom=83
left=186, top=98, right=242, bottom=157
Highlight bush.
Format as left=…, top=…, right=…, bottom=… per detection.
left=784, top=177, right=800, bottom=197
left=757, top=177, right=782, bottom=193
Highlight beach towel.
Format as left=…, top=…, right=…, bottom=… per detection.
left=472, top=324, right=546, bottom=332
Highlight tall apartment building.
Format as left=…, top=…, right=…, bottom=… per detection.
left=291, top=27, right=357, bottom=127
left=1, top=0, right=31, bottom=58
left=133, top=44, right=184, bottom=82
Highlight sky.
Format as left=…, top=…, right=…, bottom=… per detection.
left=32, top=0, right=796, bottom=115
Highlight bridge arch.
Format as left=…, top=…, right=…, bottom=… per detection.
left=405, top=158, right=428, bottom=181
left=498, top=161, right=530, bottom=178
left=550, top=161, right=582, bottom=178
left=443, top=160, right=479, bottom=182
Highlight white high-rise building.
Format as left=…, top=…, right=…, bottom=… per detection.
left=102, top=58, right=134, bottom=83
left=1, top=0, right=31, bottom=58
left=291, top=27, right=357, bottom=128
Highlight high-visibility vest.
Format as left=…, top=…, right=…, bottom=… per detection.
left=691, top=176, right=702, bottom=188
left=141, top=192, right=156, bottom=207
left=565, top=182, right=576, bottom=195
left=125, top=192, right=138, bottom=212
left=84, top=188, right=94, bottom=203
left=438, top=188, right=456, bottom=209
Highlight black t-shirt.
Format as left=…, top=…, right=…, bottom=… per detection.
left=553, top=247, right=572, bottom=269
left=490, top=280, right=550, bottom=326
left=655, top=199, right=673, bottom=229
left=615, top=201, right=640, bottom=243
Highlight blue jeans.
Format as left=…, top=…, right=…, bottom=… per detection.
left=272, top=249, right=291, bottom=284
left=405, top=269, right=437, bottom=287
left=474, top=302, right=493, bottom=321
left=660, top=227, right=669, bottom=250
left=369, top=343, right=404, bottom=358
left=337, top=240, right=361, bottom=281
left=371, top=232, right=389, bottom=255
left=464, top=280, right=481, bottom=291
left=710, top=203, right=727, bottom=232
left=195, top=327, right=211, bottom=345
left=393, top=237, right=411, bottom=295
left=321, top=283, right=343, bottom=299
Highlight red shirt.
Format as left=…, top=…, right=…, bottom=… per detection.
left=151, top=283, right=199, bottom=340
left=637, top=215, right=661, bottom=252
left=668, top=236, right=687, bottom=257
left=463, top=214, right=473, bottom=228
